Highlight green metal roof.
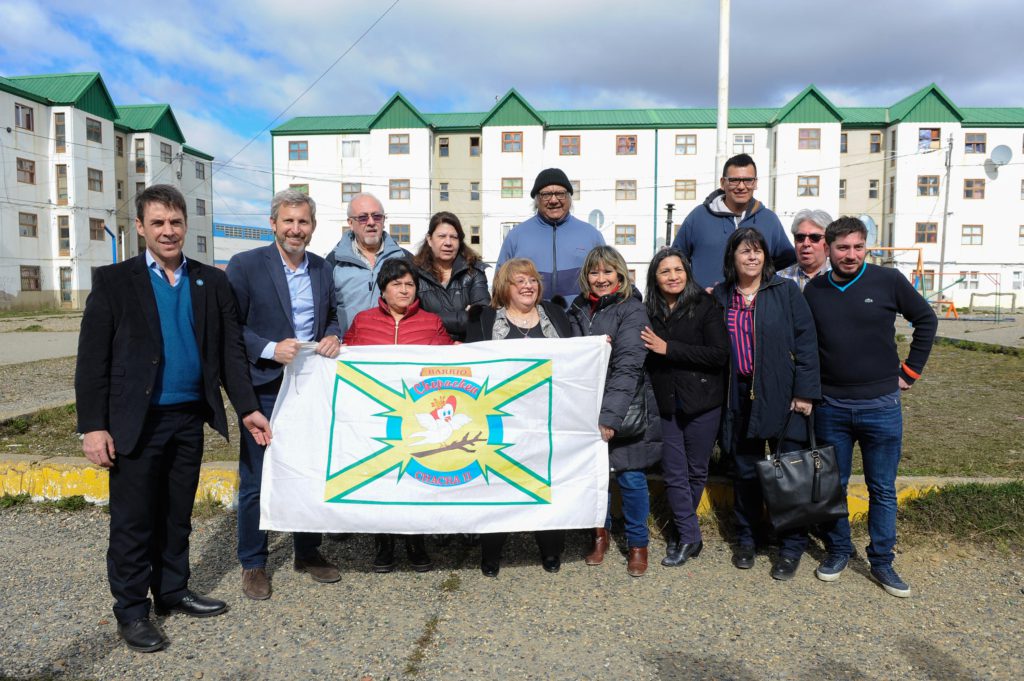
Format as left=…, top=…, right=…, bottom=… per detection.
left=271, top=114, right=374, bottom=135
left=0, top=75, right=50, bottom=105
left=183, top=145, right=214, bottom=161
left=481, top=89, right=545, bottom=127
left=4, top=72, right=119, bottom=120
left=114, top=104, right=186, bottom=144
left=425, top=112, right=487, bottom=131
left=960, top=107, right=1024, bottom=127
left=772, top=85, right=843, bottom=124
left=368, top=92, right=429, bottom=129
left=889, top=83, right=963, bottom=123
left=836, top=107, right=888, bottom=127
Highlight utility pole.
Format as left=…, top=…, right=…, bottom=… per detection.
left=664, top=203, right=675, bottom=247
left=936, top=134, right=953, bottom=303
left=714, top=0, right=731, bottom=182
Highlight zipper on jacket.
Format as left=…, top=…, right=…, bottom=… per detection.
left=749, top=295, right=756, bottom=401
left=551, top=224, right=558, bottom=297
left=394, top=318, right=400, bottom=344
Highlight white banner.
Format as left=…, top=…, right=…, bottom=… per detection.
left=260, top=336, right=611, bottom=534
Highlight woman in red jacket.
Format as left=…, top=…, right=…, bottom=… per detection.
left=343, top=258, right=452, bottom=572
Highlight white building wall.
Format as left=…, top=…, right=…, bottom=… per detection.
left=369, top=127, right=432, bottom=253
left=480, top=124, right=544, bottom=263
left=181, top=151, right=214, bottom=263
left=771, top=122, right=842, bottom=233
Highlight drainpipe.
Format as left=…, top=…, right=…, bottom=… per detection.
left=103, top=225, right=118, bottom=263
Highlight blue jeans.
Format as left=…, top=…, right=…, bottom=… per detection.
left=815, top=397, right=903, bottom=568
left=237, top=380, right=321, bottom=569
left=606, top=469, right=650, bottom=548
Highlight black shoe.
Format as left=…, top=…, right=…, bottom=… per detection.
left=480, top=560, right=500, bottom=578
left=771, top=556, right=800, bottom=581
left=373, top=534, right=396, bottom=573
left=541, top=554, right=561, bottom=573
left=732, top=545, right=756, bottom=570
left=117, top=617, right=167, bottom=653
left=406, top=535, right=434, bottom=573
left=154, top=591, right=227, bottom=618
left=662, top=540, right=703, bottom=567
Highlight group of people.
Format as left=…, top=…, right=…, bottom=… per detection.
left=76, top=157, right=937, bottom=654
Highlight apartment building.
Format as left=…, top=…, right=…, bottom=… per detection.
left=272, top=85, right=1024, bottom=306
left=0, top=72, right=214, bottom=309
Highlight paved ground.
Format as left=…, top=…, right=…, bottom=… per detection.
left=0, top=506, right=1021, bottom=680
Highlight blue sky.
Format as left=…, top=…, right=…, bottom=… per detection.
left=2, top=0, right=1022, bottom=224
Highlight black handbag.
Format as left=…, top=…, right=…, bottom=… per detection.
left=754, top=412, right=847, bottom=533
left=612, top=374, right=648, bottom=441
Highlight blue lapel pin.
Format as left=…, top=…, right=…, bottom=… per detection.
left=196, top=279, right=204, bottom=286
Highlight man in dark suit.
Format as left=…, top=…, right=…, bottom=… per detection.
left=226, top=189, right=343, bottom=601
left=76, top=184, right=272, bottom=653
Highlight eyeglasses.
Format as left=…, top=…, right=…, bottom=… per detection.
left=538, top=191, right=568, bottom=201
left=794, top=233, right=825, bottom=243
left=723, top=177, right=757, bottom=187
left=511, top=277, right=539, bottom=288
left=349, top=213, right=386, bottom=224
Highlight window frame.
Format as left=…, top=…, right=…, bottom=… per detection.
left=390, top=224, right=411, bottom=244
left=469, top=136, right=481, bottom=156
left=840, top=133, right=848, bottom=153
left=342, top=182, right=362, bottom=203
left=438, top=136, right=449, bottom=157
left=917, top=175, right=939, bottom=197
left=918, top=127, right=941, bottom=151
left=196, top=198, right=207, bottom=216
left=501, top=132, right=522, bottom=153
left=160, top=142, right=173, bottom=163
left=470, top=181, right=480, bottom=201
left=341, top=140, right=360, bottom=158
left=389, top=133, right=410, bottom=155
left=135, top=138, right=146, bottom=173
left=839, top=178, right=847, bottom=199
left=195, top=161, right=205, bottom=179
left=868, top=178, right=879, bottom=199
left=15, top=103, right=34, bottom=131
left=870, top=132, right=882, bottom=153
left=18, top=212, right=38, bottom=238
left=288, top=140, right=309, bottom=161
left=615, top=179, right=637, bottom=200
left=87, top=167, right=103, bottom=192
left=961, top=224, right=983, bottom=246
left=389, top=179, right=411, bottom=200
left=964, top=132, right=986, bottom=154
left=89, top=217, right=105, bottom=241
left=674, top=179, right=696, bottom=201
left=733, top=133, right=754, bottom=154
left=20, top=265, right=41, bottom=292
left=58, top=215, right=70, bottom=256
left=675, top=134, right=697, bottom=155
left=963, top=178, right=985, bottom=199
left=86, top=117, right=102, bottom=143
left=55, top=164, right=68, bottom=203
left=501, top=177, right=523, bottom=199
left=197, top=235, right=208, bottom=254
left=54, top=112, right=66, bottom=152
left=614, top=224, right=637, bottom=246
left=798, top=128, right=821, bottom=150
left=616, top=135, right=637, bottom=155
left=915, top=222, right=938, bottom=244
left=439, top=182, right=449, bottom=201
left=559, top=135, right=580, bottom=156
left=16, top=158, right=35, bottom=184
left=797, top=175, right=820, bottom=197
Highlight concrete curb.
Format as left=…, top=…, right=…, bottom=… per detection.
left=2, top=455, right=1016, bottom=520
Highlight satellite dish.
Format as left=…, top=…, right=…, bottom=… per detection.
left=588, top=209, right=605, bottom=230
left=859, top=214, right=884, bottom=257
left=990, top=144, right=1012, bottom=166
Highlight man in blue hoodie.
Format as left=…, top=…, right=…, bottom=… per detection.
left=671, top=154, right=795, bottom=289
left=497, top=168, right=605, bottom=306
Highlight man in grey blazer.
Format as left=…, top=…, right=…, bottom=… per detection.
left=227, top=189, right=343, bottom=600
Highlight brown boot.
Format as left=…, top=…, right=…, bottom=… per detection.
left=627, top=547, right=648, bottom=577
left=241, top=567, right=271, bottom=600
left=584, top=528, right=609, bottom=566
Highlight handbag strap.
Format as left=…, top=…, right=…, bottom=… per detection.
left=769, top=410, right=817, bottom=460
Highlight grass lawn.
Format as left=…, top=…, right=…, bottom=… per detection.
left=2, top=340, right=1022, bottom=477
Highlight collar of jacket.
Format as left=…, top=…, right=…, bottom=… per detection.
left=416, top=255, right=472, bottom=285
left=333, top=231, right=403, bottom=267
left=376, top=295, right=422, bottom=319
left=703, top=188, right=762, bottom=220
left=536, top=211, right=571, bottom=228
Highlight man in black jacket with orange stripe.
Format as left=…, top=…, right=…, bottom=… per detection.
left=803, top=216, right=936, bottom=598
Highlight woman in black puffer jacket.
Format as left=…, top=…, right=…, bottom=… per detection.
left=568, top=246, right=661, bottom=577
left=413, top=212, right=490, bottom=341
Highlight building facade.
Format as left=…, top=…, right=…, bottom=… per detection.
left=0, top=73, right=214, bottom=309
left=272, top=85, right=1024, bottom=307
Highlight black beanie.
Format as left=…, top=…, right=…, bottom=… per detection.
left=530, top=168, right=573, bottom=198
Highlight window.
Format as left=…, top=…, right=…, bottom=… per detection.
left=58, top=216, right=70, bottom=256
left=341, top=140, right=360, bottom=158
left=915, top=222, right=937, bottom=243
left=20, top=266, right=41, bottom=292
left=675, top=179, right=696, bottom=200
left=469, top=225, right=480, bottom=246
left=1021, top=179, right=1024, bottom=200
left=1020, top=226, right=1024, bottom=246
left=439, top=182, right=449, bottom=201
left=917, top=175, right=939, bottom=197
left=890, top=129, right=897, bottom=166
left=342, top=182, right=361, bottom=202
left=840, top=133, right=848, bottom=153
left=868, top=178, right=879, bottom=199
left=614, top=224, right=637, bottom=245
left=289, top=183, right=309, bottom=194
left=116, top=135, right=124, bottom=157
left=196, top=199, right=206, bottom=216
left=501, top=222, right=517, bottom=242
left=918, top=128, right=940, bottom=151
left=921, top=270, right=935, bottom=292
left=1013, top=270, right=1023, bottom=290
left=90, top=218, right=105, bottom=240
left=961, top=224, right=983, bottom=245
left=959, top=271, right=979, bottom=290
left=569, top=180, right=580, bottom=196
left=616, top=135, right=637, bottom=155
left=116, top=180, right=124, bottom=200
left=389, top=134, right=409, bottom=154
left=88, top=168, right=103, bottom=192
left=888, top=176, right=896, bottom=212
left=502, top=132, right=522, bottom=152
left=390, top=224, right=411, bottom=244
left=797, top=175, right=820, bottom=197
left=16, top=158, right=35, bottom=184
left=615, top=179, right=637, bottom=200
left=389, top=179, right=410, bottom=200
left=469, top=136, right=480, bottom=156
left=964, top=133, right=986, bottom=154
left=798, top=128, right=821, bottom=150
left=135, top=139, right=146, bottom=173
left=160, top=142, right=173, bottom=163
left=136, top=182, right=145, bottom=198
left=733, top=133, right=754, bottom=154
left=15, top=103, right=33, bottom=130
left=195, top=161, right=205, bottom=179
left=54, top=113, right=65, bottom=152
left=197, top=235, right=207, bottom=254
left=560, top=135, right=580, bottom=156
left=470, top=181, right=480, bottom=201
left=18, top=212, right=37, bottom=237
left=839, top=178, right=847, bottom=199
left=870, top=132, right=882, bottom=153
left=55, top=164, right=68, bottom=204
left=675, top=134, right=696, bottom=155
left=964, top=179, right=985, bottom=199
left=501, top=177, right=523, bottom=198
left=288, top=140, right=308, bottom=160
left=86, top=118, right=102, bottom=143
left=438, top=137, right=449, bottom=157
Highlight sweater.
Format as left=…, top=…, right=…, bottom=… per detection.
left=803, top=263, right=937, bottom=399
left=148, top=269, right=202, bottom=405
